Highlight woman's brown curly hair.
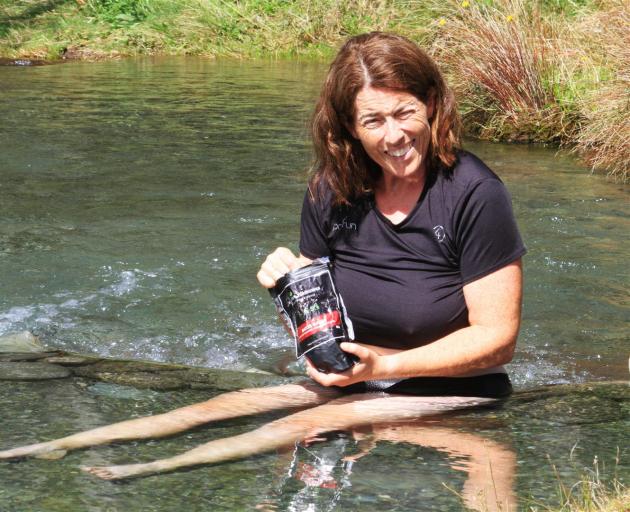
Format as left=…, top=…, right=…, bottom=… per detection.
left=311, top=32, right=461, bottom=205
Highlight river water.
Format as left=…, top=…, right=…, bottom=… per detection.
left=0, top=57, right=627, bottom=511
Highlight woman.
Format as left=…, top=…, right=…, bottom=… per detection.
left=0, top=33, right=524, bottom=485
left=259, top=31, right=524, bottom=397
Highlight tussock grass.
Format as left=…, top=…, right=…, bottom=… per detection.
left=571, top=0, right=629, bottom=181
left=430, top=0, right=568, bottom=143
left=418, top=0, right=627, bottom=179
left=525, top=452, right=629, bottom=512
left=0, top=0, right=627, bottom=180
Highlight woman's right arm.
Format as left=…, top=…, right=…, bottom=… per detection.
left=256, top=247, right=313, bottom=288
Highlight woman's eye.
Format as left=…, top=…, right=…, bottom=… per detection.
left=362, top=119, right=381, bottom=129
left=398, top=109, right=416, bottom=119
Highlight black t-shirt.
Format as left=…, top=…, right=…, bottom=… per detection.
left=299, top=151, right=526, bottom=350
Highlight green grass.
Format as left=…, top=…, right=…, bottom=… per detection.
left=524, top=452, right=629, bottom=512
left=0, top=0, right=627, bottom=180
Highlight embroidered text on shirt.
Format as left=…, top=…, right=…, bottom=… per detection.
left=333, top=218, right=357, bottom=231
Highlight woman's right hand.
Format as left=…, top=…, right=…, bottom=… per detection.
left=256, top=247, right=312, bottom=288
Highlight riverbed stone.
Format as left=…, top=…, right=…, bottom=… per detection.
left=505, top=381, right=629, bottom=425
left=92, top=371, right=187, bottom=390
left=0, top=352, right=60, bottom=362
left=178, top=368, right=287, bottom=391
left=61, top=355, right=289, bottom=391
left=0, top=331, right=46, bottom=353
left=70, top=360, right=185, bottom=377
left=45, top=355, right=100, bottom=366
left=0, top=362, right=71, bottom=381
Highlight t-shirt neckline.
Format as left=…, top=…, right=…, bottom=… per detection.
left=370, top=172, right=434, bottom=229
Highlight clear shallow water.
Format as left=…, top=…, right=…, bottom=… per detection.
left=0, top=57, right=628, bottom=510
left=0, top=379, right=627, bottom=511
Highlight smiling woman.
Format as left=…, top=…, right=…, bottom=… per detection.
left=261, top=32, right=526, bottom=392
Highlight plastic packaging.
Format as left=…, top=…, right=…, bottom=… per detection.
left=269, top=258, right=357, bottom=373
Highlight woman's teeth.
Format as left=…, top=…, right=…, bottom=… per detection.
left=387, top=141, right=414, bottom=158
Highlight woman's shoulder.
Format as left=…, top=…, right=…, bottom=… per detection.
left=429, top=150, right=509, bottom=208
left=448, top=150, right=503, bottom=186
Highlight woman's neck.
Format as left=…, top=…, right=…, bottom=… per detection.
left=375, top=171, right=426, bottom=225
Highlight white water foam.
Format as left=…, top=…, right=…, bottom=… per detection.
left=0, top=265, right=171, bottom=340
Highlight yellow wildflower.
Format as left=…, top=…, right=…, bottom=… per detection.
left=438, top=18, right=447, bottom=26
left=461, top=0, right=470, bottom=7
left=506, top=14, right=514, bottom=22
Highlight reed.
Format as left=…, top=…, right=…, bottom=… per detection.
left=570, top=0, right=629, bottom=181
left=429, top=0, right=576, bottom=144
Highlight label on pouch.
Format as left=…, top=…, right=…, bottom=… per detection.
left=269, top=258, right=357, bottom=373
left=297, top=311, right=341, bottom=343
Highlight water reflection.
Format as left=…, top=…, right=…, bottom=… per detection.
left=260, top=420, right=515, bottom=512
left=0, top=377, right=627, bottom=511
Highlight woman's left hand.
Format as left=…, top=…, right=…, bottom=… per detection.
left=305, top=342, right=390, bottom=387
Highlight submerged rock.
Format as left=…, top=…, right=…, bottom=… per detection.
left=0, top=331, right=45, bottom=353
left=44, top=355, right=97, bottom=366
left=87, top=382, right=158, bottom=400
left=0, top=352, right=59, bottom=362
left=69, top=357, right=289, bottom=391
left=91, top=371, right=187, bottom=391
left=504, top=381, right=629, bottom=425
left=0, top=361, right=71, bottom=381
left=177, top=367, right=285, bottom=391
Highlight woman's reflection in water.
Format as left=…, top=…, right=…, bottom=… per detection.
left=260, top=417, right=516, bottom=512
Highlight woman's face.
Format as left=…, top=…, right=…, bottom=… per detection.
left=352, top=86, right=433, bottom=182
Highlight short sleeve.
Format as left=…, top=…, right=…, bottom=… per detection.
left=299, top=189, right=331, bottom=259
left=455, top=178, right=526, bottom=284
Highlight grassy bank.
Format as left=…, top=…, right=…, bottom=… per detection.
left=0, top=0, right=627, bottom=181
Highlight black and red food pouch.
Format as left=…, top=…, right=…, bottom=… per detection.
left=269, top=258, right=358, bottom=373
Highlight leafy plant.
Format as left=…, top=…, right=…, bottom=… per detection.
left=85, top=0, right=152, bottom=28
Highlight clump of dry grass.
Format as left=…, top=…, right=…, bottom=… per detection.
left=571, top=0, right=629, bottom=181
left=426, top=0, right=628, bottom=180
left=526, top=451, right=629, bottom=512
left=430, top=0, right=573, bottom=143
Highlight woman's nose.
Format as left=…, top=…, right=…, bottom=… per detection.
left=384, top=117, right=404, bottom=145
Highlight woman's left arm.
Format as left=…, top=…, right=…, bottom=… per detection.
left=307, top=259, right=523, bottom=387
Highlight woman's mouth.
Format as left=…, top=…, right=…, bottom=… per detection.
left=385, top=140, right=415, bottom=158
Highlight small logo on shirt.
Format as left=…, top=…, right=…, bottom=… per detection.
left=332, top=218, right=357, bottom=231
left=433, top=225, right=446, bottom=243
